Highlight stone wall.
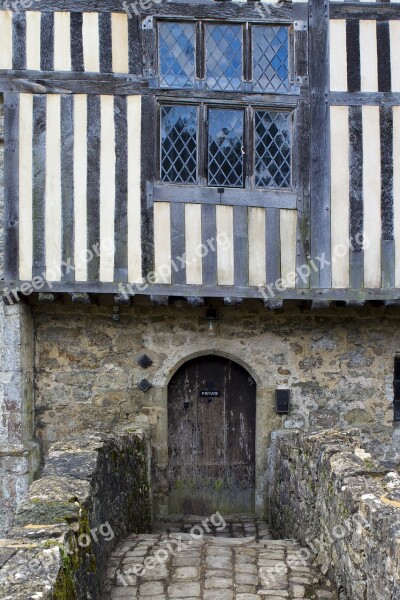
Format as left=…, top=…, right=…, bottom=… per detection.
left=31, top=299, right=399, bottom=514
left=0, top=95, right=4, bottom=279
left=0, top=301, right=40, bottom=535
left=0, top=428, right=152, bottom=600
left=267, top=428, right=400, bottom=600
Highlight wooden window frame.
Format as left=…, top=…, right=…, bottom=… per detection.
left=152, top=19, right=297, bottom=95
left=142, top=8, right=308, bottom=211
left=157, top=100, right=294, bottom=195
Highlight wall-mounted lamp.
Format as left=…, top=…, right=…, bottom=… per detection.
left=204, top=307, right=220, bottom=337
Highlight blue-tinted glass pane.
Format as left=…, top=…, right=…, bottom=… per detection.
left=208, top=109, right=244, bottom=188
left=159, top=22, right=195, bottom=89
left=255, top=111, right=291, bottom=189
left=161, top=106, right=198, bottom=184
left=253, top=26, right=289, bottom=93
left=206, top=25, right=243, bottom=91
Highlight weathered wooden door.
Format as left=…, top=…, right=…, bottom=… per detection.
left=168, top=356, right=256, bottom=515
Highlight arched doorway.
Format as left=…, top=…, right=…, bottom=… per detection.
left=168, top=355, right=256, bottom=514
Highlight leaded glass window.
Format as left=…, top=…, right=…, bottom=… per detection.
left=205, top=25, right=243, bottom=92
left=208, top=109, right=244, bottom=188
left=255, top=111, right=291, bottom=189
left=252, top=26, right=289, bottom=93
left=158, top=22, right=196, bottom=89
left=161, top=105, right=198, bottom=184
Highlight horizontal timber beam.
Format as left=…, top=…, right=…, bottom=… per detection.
left=0, top=1, right=306, bottom=20
left=330, top=4, right=400, bottom=21
left=153, top=184, right=298, bottom=210
left=331, top=92, right=400, bottom=107
left=2, top=281, right=400, bottom=304
left=0, top=73, right=306, bottom=103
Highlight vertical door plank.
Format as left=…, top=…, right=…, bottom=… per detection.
left=393, top=107, right=400, bottom=287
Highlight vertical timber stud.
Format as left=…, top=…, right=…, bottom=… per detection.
left=4, top=93, right=20, bottom=281
left=141, top=96, right=156, bottom=277
left=309, top=0, right=331, bottom=288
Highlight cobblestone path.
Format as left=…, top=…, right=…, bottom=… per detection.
left=103, top=516, right=338, bottom=600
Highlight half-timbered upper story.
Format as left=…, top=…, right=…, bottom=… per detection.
left=1, top=0, right=400, bottom=305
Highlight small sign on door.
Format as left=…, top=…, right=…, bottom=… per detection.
left=199, top=390, right=220, bottom=398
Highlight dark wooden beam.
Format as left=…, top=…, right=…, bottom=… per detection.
left=224, top=297, right=243, bottom=306
left=150, top=295, right=169, bottom=306
left=187, top=296, right=205, bottom=307
left=264, top=299, right=283, bottom=310
left=309, top=0, right=331, bottom=288
left=153, top=183, right=298, bottom=210
left=311, top=300, right=331, bottom=310
left=3, top=93, right=19, bottom=281
left=114, top=294, right=132, bottom=306
left=331, top=3, right=400, bottom=21
left=70, top=292, right=92, bottom=304
left=3, top=281, right=400, bottom=304
left=7, top=1, right=305, bottom=20
left=331, top=92, right=400, bottom=106
left=38, top=293, right=56, bottom=303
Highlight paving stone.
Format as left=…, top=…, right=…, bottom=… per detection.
left=111, top=589, right=137, bottom=598
left=167, top=582, right=201, bottom=597
left=104, top=515, right=338, bottom=600
left=203, top=590, right=233, bottom=600
left=172, top=566, right=200, bottom=580
left=205, top=556, right=232, bottom=569
left=204, top=576, right=233, bottom=589
left=139, top=581, right=165, bottom=595
left=235, top=563, right=258, bottom=574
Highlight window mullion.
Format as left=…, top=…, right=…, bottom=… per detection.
left=198, top=103, right=207, bottom=185
left=196, top=21, right=205, bottom=86
left=245, top=106, right=253, bottom=189
left=244, top=22, right=252, bottom=89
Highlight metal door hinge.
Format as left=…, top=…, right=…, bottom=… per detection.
left=294, top=21, right=307, bottom=32
left=142, top=16, right=153, bottom=30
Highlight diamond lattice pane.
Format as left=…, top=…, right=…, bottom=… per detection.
left=253, top=26, right=289, bottom=93
left=159, top=22, right=196, bottom=89
left=206, top=24, right=243, bottom=91
left=161, top=105, right=198, bottom=184
left=208, top=109, right=244, bottom=188
left=255, top=111, right=291, bottom=189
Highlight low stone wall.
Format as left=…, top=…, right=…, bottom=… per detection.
left=0, top=428, right=152, bottom=599
left=267, top=428, right=400, bottom=599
